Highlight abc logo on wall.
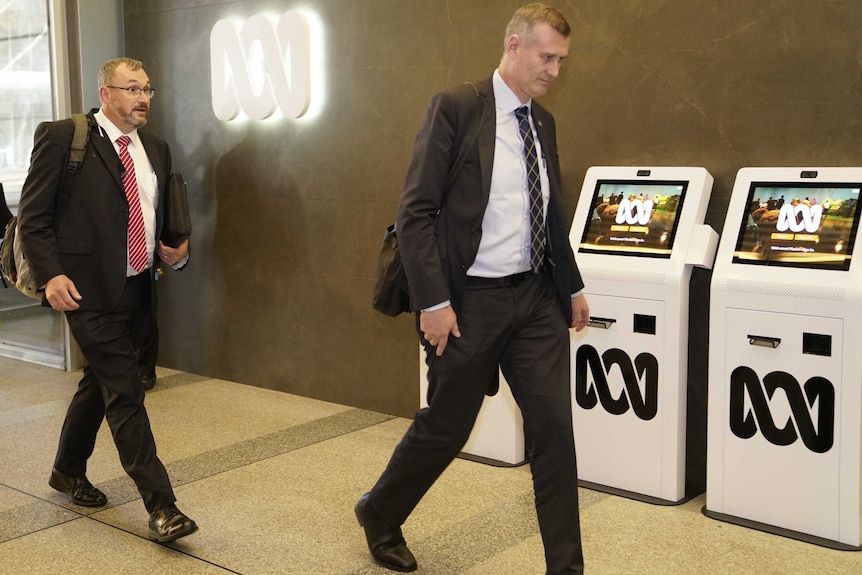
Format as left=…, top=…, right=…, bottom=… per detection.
left=574, top=345, right=659, bottom=420
left=729, top=366, right=835, bottom=453
left=210, top=10, right=316, bottom=121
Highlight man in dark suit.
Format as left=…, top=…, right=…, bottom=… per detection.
left=356, top=4, right=589, bottom=574
left=17, top=57, right=197, bottom=543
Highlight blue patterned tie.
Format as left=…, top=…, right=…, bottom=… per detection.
left=515, top=106, right=545, bottom=273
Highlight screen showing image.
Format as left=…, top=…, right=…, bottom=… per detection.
left=732, top=182, right=862, bottom=270
left=578, top=180, right=688, bottom=258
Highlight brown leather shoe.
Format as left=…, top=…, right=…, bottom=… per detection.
left=354, top=493, right=417, bottom=572
left=148, top=504, right=198, bottom=543
left=48, top=467, right=107, bottom=507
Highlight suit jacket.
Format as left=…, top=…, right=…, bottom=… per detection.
left=396, top=76, right=584, bottom=320
left=18, top=110, right=171, bottom=311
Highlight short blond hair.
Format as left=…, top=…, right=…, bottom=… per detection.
left=504, top=3, right=571, bottom=48
left=98, top=57, right=145, bottom=88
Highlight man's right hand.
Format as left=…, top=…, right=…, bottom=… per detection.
left=46, top=274, right=82, bottom=311
left=420, top=305, right=461, bottom=357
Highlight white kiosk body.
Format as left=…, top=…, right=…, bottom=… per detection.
left=706, top=167, right=862, bottom=549
left=569, top=166, right=716, bottom=504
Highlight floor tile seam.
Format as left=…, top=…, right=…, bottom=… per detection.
left=159, top=409, right=399, bottom=489
left=0, top=516, right=83, bottom=546
left=0, top=480, right=87, bottom=512
left=12, top=510, right=245, bottom=575
left=0, top=486, right=240, bottom=574
left=50, top=408, right=398, bottom=515
left=0, top=409, right=400, bottom=524
left=79, top=513, right=245, bottom=575
left=0, top=487, right=85, bottom=545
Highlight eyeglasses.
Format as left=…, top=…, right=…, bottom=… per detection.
left=106, top=86, right=155, bottom=99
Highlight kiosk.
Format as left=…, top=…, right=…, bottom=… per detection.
left=705, top=167, right=862, bottom=550
left=569, top=166, right=717, bottom=504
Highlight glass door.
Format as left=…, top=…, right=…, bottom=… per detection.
left=0, top=0, right=69, bottom=369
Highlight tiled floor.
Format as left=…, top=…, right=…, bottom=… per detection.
left=1, top=355, right=860, bottom=574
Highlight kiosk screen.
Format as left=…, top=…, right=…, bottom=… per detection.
left=578, top=180, right=688, bottom=258
left=732, top=183, right=862, bottom=270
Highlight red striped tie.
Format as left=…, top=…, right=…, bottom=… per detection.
left=117, top=135, right=148, bottom=272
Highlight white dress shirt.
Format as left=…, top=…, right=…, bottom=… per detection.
left=94, top=109, right=158, bottom=276
left=467, top=69, right=550, bottom=278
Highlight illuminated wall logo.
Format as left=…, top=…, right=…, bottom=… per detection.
left=776, top=203, right=823, bottom=233
left=615, top=199, right=654, bottom=226
left=729, top=366, right=834, bottom=453
left=574, top=346, right=659, bottom=420
left=210, top=10, right=319, bottom=121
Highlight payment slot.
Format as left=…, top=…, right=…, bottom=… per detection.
left=705, top=167, right=862, bottom=550
left=569, top=166, right=717, bottom=504
left=419, top=351, right=525, bottom=466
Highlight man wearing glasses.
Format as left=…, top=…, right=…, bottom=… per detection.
left=18, top=57, right=196, bottom=543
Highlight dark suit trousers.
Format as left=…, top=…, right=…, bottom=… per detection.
left=54, top=272, right=175, bottom=513
left=138, top=314, right=159, bottom=378
left=368, top=271, right=584, bottom=574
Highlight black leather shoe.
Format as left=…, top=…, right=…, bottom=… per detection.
left=140, top=373, right=157, bottom=391
left=354, top=493, right=417, bottom=572
left=48, top=467, right=107, bottom=507
left=148, top=504, right=198, bottom=543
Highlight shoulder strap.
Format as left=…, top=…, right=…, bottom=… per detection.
left=58, top=113, right=92, bottom=211
left=67, top=114, right=89, bottom=170
left=445, top=82, right=486, bottom=192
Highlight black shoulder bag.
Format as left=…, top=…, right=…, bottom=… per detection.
left=372, top=86, right=486, bottom=317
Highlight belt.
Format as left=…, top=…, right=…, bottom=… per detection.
left=465, top=270, right=535, bottom=289
left=126, top=268, right=151, bottom=282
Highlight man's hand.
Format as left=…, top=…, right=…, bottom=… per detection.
left=157, top=239, right=189, bottom=267
left=45, top=274, right=82, bottom=311
left=420, top=305, right=461, bottom=356
left=571, top=293, right=589, bottom=332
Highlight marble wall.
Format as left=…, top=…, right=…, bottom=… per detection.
left=122, top=0, right=862, bottom=427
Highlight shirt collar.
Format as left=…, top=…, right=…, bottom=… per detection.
left=493, top=69, right=531, bottom=116
left=94, top=108, right=140, bottom=146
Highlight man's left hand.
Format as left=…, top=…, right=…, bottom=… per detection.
left=571, top=293, right=589, bottom=332
left=157, top=239, right=189, bottom=267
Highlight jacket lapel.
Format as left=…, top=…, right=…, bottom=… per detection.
left=87, top=117, right=125, bottom=190
left=532, top=104, right=560, bottom=199
left=476, top=76, right=496, bottom=207
left=138, top=132, right=164, bottom=185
